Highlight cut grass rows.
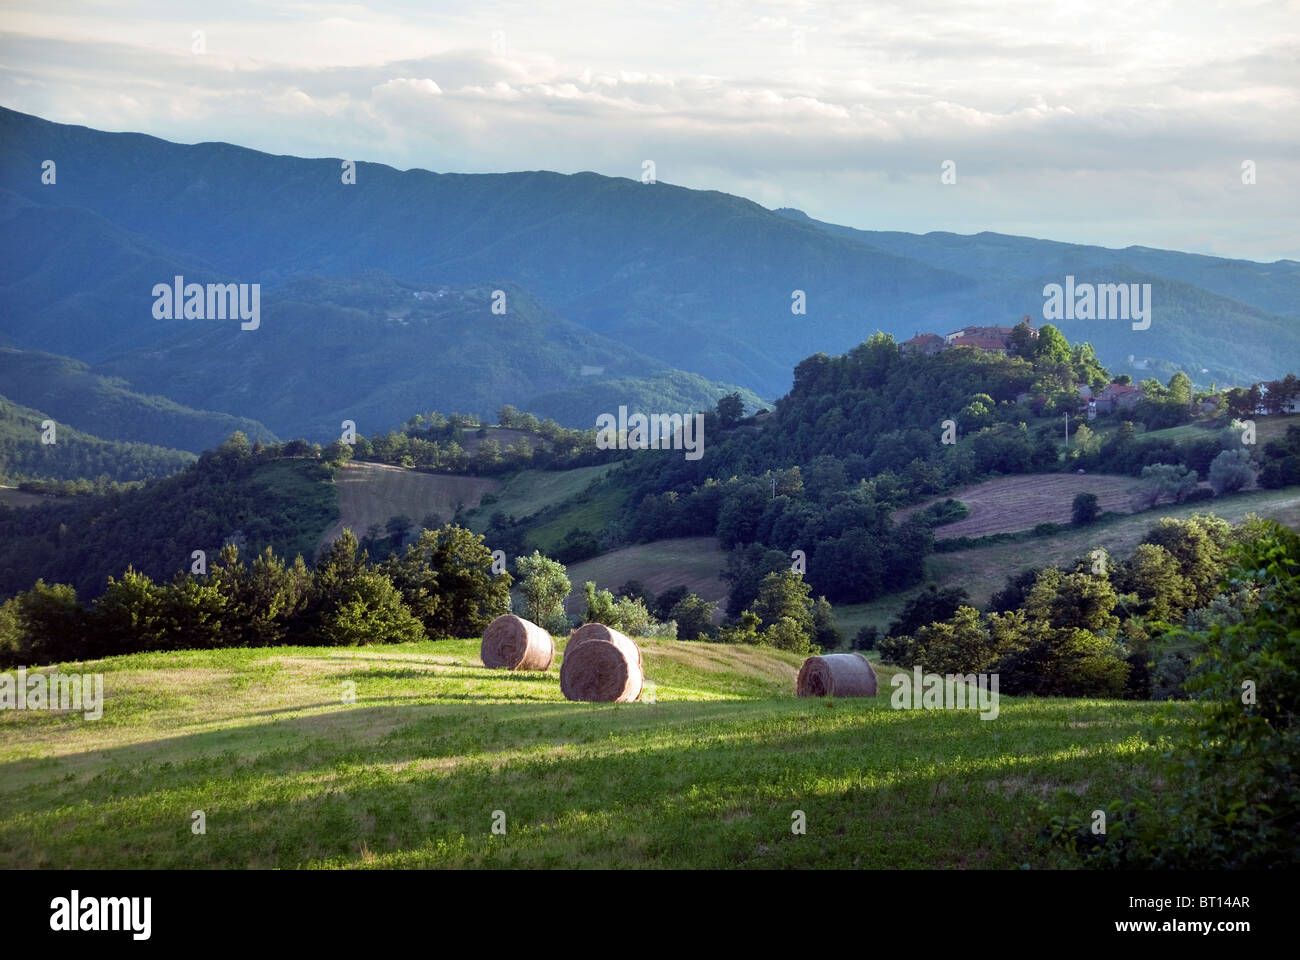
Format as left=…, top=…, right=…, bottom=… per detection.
left=0, top=640, right=1199, bottom=869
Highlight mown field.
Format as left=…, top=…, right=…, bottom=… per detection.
left=463, top=463, right=618, bottom=534
left=321, top=461, right=500, bottom=551
left=836, top=486, right=1300, bottom=635
left=0, top=639, right=1199, bottom=869
left=896, top=473, right=1139, bottom=539
left=561, top=537, right=730, bottom=615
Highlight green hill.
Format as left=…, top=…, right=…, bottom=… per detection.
left=0, top=449, right=337, bottom=599
left=95, top=275, right=765, bottom=437
left=0, top=347, right=277, bottom=452
left=0, top=393, right=195, bottom=484
left=0, top=638, right=1198, bottom=869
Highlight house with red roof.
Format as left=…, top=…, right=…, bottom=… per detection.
left=1095, top=382, right=1143, bottom=414
left=900, top=332, right=947, bottom=355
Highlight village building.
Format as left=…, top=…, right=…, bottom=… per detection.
left=900, top=316, right=1038, bottom=357
left=900, top=332, right=946, bottom=355
left=1094, top=382, right=1143, bottom=415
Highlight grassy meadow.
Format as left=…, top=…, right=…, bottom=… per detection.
left=464, top=463, right=618, bottom=534
left=0, top=637, right=1200, bottom=869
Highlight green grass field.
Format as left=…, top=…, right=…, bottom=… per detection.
left=0, top=638, right=1201, bottom=869
left=523, top=481, right=630, bottom=553
left=463, top=463, right=618, bottom=534
left=1136, top=412, right=1298, bottom=446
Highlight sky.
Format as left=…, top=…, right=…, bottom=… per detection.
left=1, top=0, right=1297, bottom=261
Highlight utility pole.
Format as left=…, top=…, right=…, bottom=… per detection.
left=1064, top=412, right=1070, bottom=449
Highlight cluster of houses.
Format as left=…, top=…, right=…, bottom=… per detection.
left=901, top=317, right=1299, bottom=422
left=901, top=317, right=1189, bottom=419
left=900, top=319, right=1034, bottom=357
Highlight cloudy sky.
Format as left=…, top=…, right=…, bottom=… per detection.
left=2, top=0, right=1297, bottom=260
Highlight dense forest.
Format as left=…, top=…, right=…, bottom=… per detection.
left=535, top=324, right=1298, bottom=612
left=0, top=434, right=334, bottom=598
left=2, top=323, right=1297, bottom=641
left=0, top=395, right=195, bottom=484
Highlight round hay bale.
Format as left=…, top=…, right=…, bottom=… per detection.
left=567, top=622, right=642, bottom=666
left=480, top=614, right=555, bottom=671
left=560, top=628, right=643, bottom=702
left=796, top=653, right=877, bottom=698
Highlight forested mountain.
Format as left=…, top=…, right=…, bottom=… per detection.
left=777, top=209, right=1300, bottom=387
left=0, top=348, right=276, bottom=452
left=93, top=275, right=764, bottom=439
left=0, top=394, right=195, bottom=483
left=3, top=105, right=1296, bottom=425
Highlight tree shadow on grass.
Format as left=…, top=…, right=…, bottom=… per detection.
left=0, top=697, right=1190, bottom=868
left=333, top=667, right=557, bottom=684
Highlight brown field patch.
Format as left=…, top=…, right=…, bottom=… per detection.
left=898, top=473, right=1139, bottom=539
left=320, top=461, right=500, bottom=551
left=560, top=537, right=730, bottom=617
left=0, top=485, right=70, bottom=509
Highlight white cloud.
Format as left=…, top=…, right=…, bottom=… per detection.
left=372, top=77, right=443, bottom=96
left=0, top=0, right=1296, bottom=259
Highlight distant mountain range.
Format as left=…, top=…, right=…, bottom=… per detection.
left=1, top=105, right=1296, bottom=447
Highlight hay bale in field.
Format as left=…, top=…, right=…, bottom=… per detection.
left=480, top=614, right=555, bottom=671
left=796, top=653, right=877, bottom=698
left=560, top=625, right=643, bottom=702
left=567, top=622, right=643, bottom=666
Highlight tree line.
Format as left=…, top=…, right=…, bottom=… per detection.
left=0, top=524, right=511, bottom=668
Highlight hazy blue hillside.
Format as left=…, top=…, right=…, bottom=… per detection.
left=2, top=105, right=1295, bottom=419
left=0, top=189, right=213, bottom=359
left=777, top=209, right=1300, bottom=385
left=94, top=275, right=765, bottom=438
left=0, top=348, right=276, bottom=452
left=0, top=106, right=972, bottom=395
